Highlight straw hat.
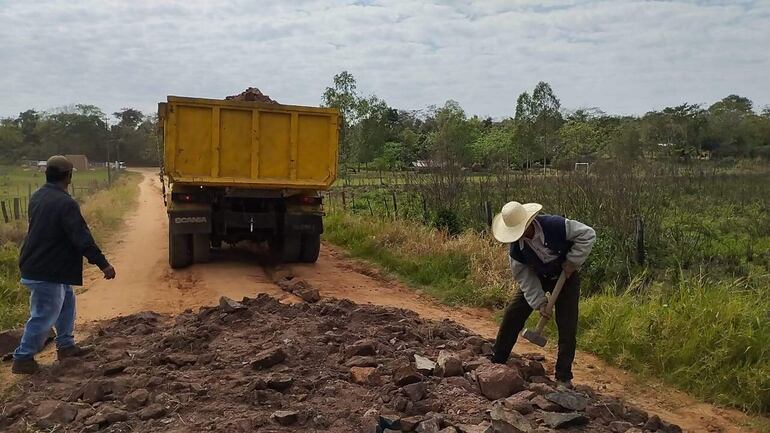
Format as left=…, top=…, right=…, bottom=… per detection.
left=491, top=201, right=543, bottom=243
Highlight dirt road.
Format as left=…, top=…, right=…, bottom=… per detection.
left=5, top=169, right=763, bottom=432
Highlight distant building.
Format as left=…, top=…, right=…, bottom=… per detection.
left=64, top=154, right=89, bottom=171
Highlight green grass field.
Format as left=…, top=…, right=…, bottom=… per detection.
left=0, top=166, right=113, bottom=200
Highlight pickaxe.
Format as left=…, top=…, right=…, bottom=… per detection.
left=521, top=271, right=567, bottom=347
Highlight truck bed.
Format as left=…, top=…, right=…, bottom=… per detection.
left=160, top=96, right=339, bottom=190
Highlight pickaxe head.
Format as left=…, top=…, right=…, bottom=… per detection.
left=521, top=328, right=547, bottom=347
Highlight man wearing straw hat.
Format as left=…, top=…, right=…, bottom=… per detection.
left=490, top=201, right=596, bottom=389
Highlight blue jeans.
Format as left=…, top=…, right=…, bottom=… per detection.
left=13, top=279, right=76, bottom=360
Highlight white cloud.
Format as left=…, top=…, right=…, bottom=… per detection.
left=0, top=0, right=768, bottom=118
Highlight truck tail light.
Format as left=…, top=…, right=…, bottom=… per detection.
left=299, top=196, right=322, bottom=205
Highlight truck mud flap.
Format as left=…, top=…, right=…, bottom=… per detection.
left=284, top=214, right=323, bottom=234
left=169, top=209, right=212, bottom=235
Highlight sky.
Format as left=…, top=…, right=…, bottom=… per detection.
left=1, top=0, right=769, bottom=119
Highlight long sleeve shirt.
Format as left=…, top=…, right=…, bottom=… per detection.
left=511, top=219, right=596, bottom=309
left=19, top=183, right=109, bottom=286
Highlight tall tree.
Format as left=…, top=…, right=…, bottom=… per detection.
left=530, top=82, right=563, bottom=172
left=514, top=92, right=534, bottom=169
left=322, top=71, right=360, bottom=166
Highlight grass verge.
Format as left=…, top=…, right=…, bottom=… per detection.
left=325, top=211, right=770, bottom=414
left=0, top=172, right=142, bottom=330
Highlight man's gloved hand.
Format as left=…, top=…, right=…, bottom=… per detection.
left=102, top=265, right=116, bottom=280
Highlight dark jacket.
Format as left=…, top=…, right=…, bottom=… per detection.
left=509, top=214, right=574, bottom=280
left=19, top=183, right=109, bottom=286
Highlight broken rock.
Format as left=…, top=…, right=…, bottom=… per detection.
left=540, top=412, right=588, bottom=429
left=436, top=350, right=463, bottom=377
left=414, top=354, right=437, bottom=375
left=267, top=374, right=294, bottom=391
left=102, top=360, right=128, bottom=376
left=490, top=402, right=533, bottom=433
left=297, top=287, right=321, bottom=303
left=531, top=395, right=563, bottom=412
left=345, top=339, right=377, bottom=357
left=250, top=347, right=286, bottom=369
left=545, top=391, right=588, bottom=411
left=402, top=382, right=426, bottom=402
left=609, top=421, right=634, bottom=432
left=416, top=418, right=441, bottom=433
left=163, top=353, right=198, bottom=367
left=219, top=296, right=247, bottom=313
left=272, top=410, right=299, bottom=426
left=36, top=401, right=78, bottom=428
left=124, top=388, right=150, bottom=409
left=456, top=423, right=493, bottom=433
left=401, top=415, right=423, bottom=431
left=502, top=396, right=534, bottom=415
left=139, top=403, right=166, bottom=420
left=476, top=364, right=526, bottom=400
left=351, top=366, right=381, bottom=385
left=346, top=355, right=378, bottom=368
left=394, top=364, right=424, bottom=387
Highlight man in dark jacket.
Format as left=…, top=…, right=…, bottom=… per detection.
left=12, top=156, right=116, bottom=374
left=490, top=201, right=596, bottom=389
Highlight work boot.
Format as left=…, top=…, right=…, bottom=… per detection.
left=57, top=345, right=93, bottom=360
left=556, top=379, right=574, bottom=390
left=11, top=358, right=40, bottom=375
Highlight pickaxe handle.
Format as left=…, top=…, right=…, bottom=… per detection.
left=533, top=271, right=568, bottom=334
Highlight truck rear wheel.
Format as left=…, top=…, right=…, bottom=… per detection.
left=299, top=233, right=321, bottom=263
left=193, top=234, right=211, bottom=263
left=270, top=233, right=301, bottom=263
left=169, top=232, right=192, bottom=269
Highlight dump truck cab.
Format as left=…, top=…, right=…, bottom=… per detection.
left=158, top=96, right=339, bottom=268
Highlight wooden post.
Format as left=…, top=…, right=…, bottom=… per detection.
left=635, top=216, right=645, bottom=265
left=421, top=194, right=428, bottom=224
left=391, top=191, right=398, bottom=218
left=484, top=201, right=493, bottom=228
left=1, top=201, right=8, bottom=223
left=342, top=190, right=347, bottom=210
left=383, top=196, right=390, bottom=219
left=13, top=197, right=21, bottom=220
left=366, top=198, right=374, bottom=216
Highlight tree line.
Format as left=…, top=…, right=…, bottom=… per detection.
left=0, top=105, right=159, bottom=166
left=2, top=77, right=768, bottom=169
left=322, top=71, right=770, bottom=170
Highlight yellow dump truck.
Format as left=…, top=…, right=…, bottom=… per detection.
left=158, top=96, right=339, bottom=268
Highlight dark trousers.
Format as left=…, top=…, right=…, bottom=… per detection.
left=491, top=273, right=580, bottom=381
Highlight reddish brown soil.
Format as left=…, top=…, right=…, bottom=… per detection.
left=0, top=294, right=683, bottom=433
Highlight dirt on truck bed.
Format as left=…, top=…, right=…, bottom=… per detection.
left=0, top=293, right=681, bottom=433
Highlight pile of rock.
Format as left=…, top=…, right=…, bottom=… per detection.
left=0, top=294, right=682, bottom=433
left=225, top=87, right=278, bottom=104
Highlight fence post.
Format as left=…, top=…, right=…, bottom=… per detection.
left=635, top=216, right=645, bottom=265
left=391, top=191, right=398, bottom=218
left=1, top=201, right=8, bottom=223
left=365, top=198, right=374, bottom=216
left=421, top=194, right=428, bottom=224
left=13, top=198, right=21, bottom=220
left=342, top=190, right=347, bottom=210
left=383, top=196, right=390, bottom=219
left=484, top=201, right=493, bottom=228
